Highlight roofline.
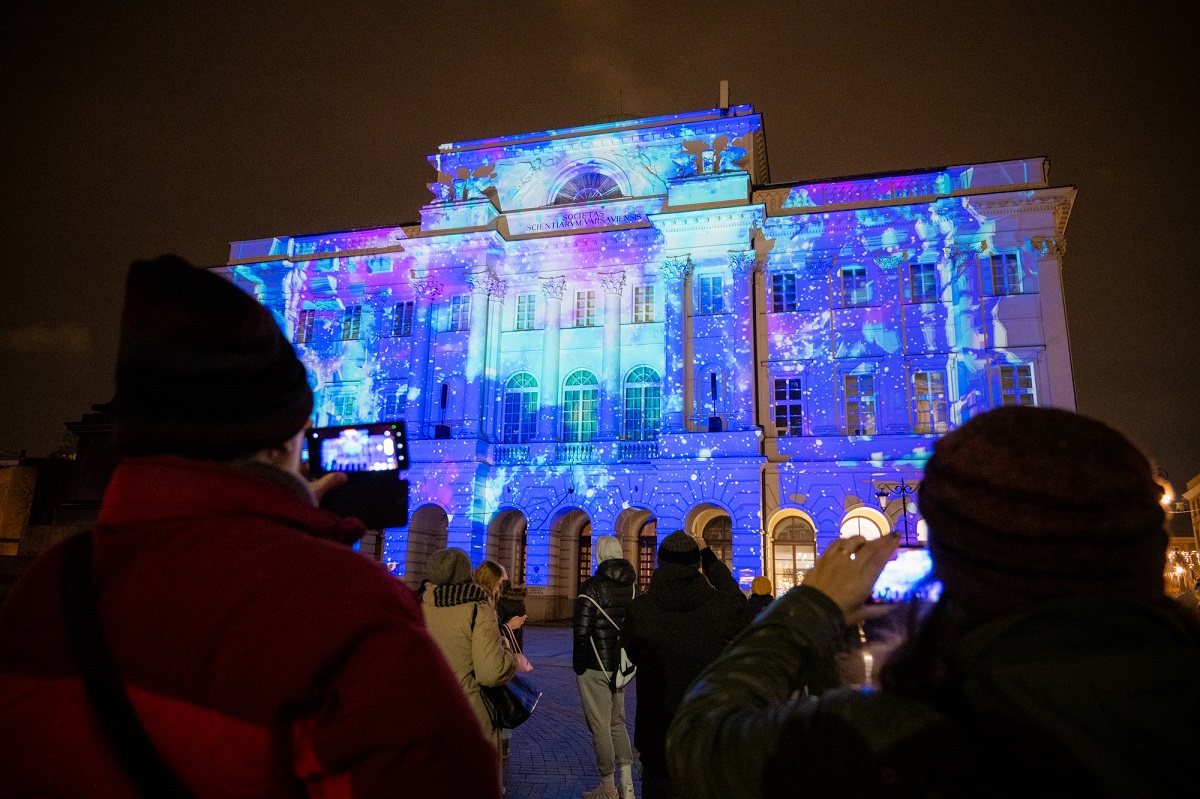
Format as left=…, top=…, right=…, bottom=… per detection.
left=758, top=155, right=1050, bottom=190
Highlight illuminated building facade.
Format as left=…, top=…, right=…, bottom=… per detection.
left=225, top=105, right=1076, bottom=619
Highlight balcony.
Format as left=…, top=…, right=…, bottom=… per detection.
left=617, top=441, right=657, bottom=462
left=495, top=445, right=530, bottom=465
left=555, top=443, right=599, bottom=464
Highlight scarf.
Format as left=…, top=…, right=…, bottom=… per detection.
left=433, top=582, right=489, bottom=608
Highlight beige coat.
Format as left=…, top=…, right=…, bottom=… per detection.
left=422, top=592, right=517, bottom=739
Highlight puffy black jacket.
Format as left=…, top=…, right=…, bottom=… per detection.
left=573, top=557, right=638, bottom=676
left=623, top=549, right=750, bottom=769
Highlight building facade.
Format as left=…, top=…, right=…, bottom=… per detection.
left=225, top=105, right=1076, bottom=620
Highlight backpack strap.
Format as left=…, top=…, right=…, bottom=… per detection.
left=60, top=532, right=195, bottom=798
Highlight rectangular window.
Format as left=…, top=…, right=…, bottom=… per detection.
left=296, top=310, right=315, bottom=344
left=772, top=272, right=797, bottom=312
left=575, top=290, right=596, bottom=327
left=698, top=275, right=724, bottom=315
left=999, top=364, right=1036, bottom=406
left=340, top=306, right=362, bottom=341
left=633, top=285, right=655, bottom=323
left=912, top=370, right=948, bottom=433
left=502, top=389, right=538, bottom=443
left=381, top=387, right=406, bottom=421
left=842, top=266, right=869, bottom=307
left=773, top=378, right=803, bottom=437
left=844, top=373, right=877, bottom=435
left=909, top=263, right=938, bottom=304
left=448, top=296, right=471, bottom=331
left=391, top=301, right=414, bottom=337
left=991, top=253, right=1022, bottom=295
left=516, top=294, right=536, bottom=330
left=330, top=392, right=357, bottom=422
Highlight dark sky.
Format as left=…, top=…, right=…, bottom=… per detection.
left=2, top=1, right=1197, bottom=511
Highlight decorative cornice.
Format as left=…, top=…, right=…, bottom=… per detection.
left=541, top=275, right=567, bottom=300
left=873, top=250, right=913, bottom=270
left=598, top=271, right=627, bottom=295
left=1028, top=236, right=1065, bottom=258
left=659, top=255, right=694, bottom=282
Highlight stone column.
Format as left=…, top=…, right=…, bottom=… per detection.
left=598, top=270, right=626, bottom=439
left=482, top=276, right=507, bottom=440
left=405, top=274, right=442, bottom=438
left=728, top=251, right=759, bottom=431
left=660, top=256, right=693, bottom=433
left=537, top=276, right=566, bottom=441
left=462, top=270, right=492, bottom=438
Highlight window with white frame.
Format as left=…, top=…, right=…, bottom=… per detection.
left=773, top=377, right=803, bottom=437
left=391, top=301, right=414, bottom=337
left=697, top=275, right=724, bottom=315
left=991, top=253, right=1023, bottom=295
left=999, top=364, right=1036, bottom=406
left=562, top=370, right=599, bottom=442
left=574, top=290, right=596, bottom=327
left=844, top=373, right=877, bottom=435
left=841, top=266, right=869, bottom=307
left=633, top=285, right=655, bottom=323
left=772, top=272, right=798, bottom=312
left=909, top=263, right=938, bottom=304
left=340, top=306, right=362, bottom=341
left=448, top=296, right=471, bottom=331
left=296, top=310, right=316, bottom=344
left=623, top=367, right=661, bottom=441
left=502, top=373, right=539, bottom=444
left=516, top=294, right=536, bottom=330
left=329, top=392, right=358, bottom=423
left=773, top=516, right=817, bottom=592
left=912, top=369, right=948, bottom=433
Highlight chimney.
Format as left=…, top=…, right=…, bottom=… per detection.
left=719, top=80, right=730, bottom=112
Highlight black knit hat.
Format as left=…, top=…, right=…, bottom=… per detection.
left=108, top=255, right=313, bottom=459
left=658, top=530, right=701, bottom=566
left=919, top=406, right=1166, bottom=618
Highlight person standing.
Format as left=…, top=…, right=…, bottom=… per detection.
left=623, top=530, right=749, bottom=799
left=0, top=255, right=499, bottom=797
left=494, top=576, right=529, bottom=761
left=574, top=535, right=639, bottom=799
left=748, top=576, right=775, bottom=618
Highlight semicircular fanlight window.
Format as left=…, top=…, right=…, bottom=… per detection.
left=553, top=172, right=624, bottom=205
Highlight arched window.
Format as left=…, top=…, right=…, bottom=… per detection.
left=562, top=370, right=599, bottom=442
left=703, top=516, right=734, bottom=572
left=623, top=367, right=661, bottom=441
left=502, top=373, right=538, bottom=444
left=772, top=516, right=817, bottom=593
left=553, top=172, right=624, bottom=205
left=839, top=509, right=886, bottom=541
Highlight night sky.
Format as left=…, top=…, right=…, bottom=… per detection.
left=2, top=2, right=1197, bottom=516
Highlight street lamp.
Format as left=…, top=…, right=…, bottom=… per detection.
left=876, top=478, right=919, bottom=548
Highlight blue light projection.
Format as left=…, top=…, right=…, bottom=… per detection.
left=224, top=105, right=1074, bottom=611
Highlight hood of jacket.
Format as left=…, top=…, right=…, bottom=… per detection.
left=597, top=557, right=637, bottom=587
left=647, top=562, right=716, bottom=612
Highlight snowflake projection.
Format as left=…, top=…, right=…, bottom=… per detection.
left=553, top=172, right=623, bottom=205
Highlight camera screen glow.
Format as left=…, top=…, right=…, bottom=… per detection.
left=872, top=549, right=942, bottom=602
left=319, top=429, right=398, bottom=472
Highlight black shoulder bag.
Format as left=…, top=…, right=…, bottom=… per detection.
left=60, top=532, right=195, bottom=798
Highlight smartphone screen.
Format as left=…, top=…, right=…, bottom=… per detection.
left=870, top=548, right=942, bottom=603
left=307, top=422, right=407, bottom=476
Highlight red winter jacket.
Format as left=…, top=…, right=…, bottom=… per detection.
left=0, top=455, right=499, bottom=798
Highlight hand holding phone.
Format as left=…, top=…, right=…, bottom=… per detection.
left=803, top=534, right=898, bottom=622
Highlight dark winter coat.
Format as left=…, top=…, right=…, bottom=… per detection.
left=668, top=585, right=1200, bottom=799
left=497, top=583, right=528, bottom=650
left=622, top=549, right=750, bottom=770
left=573, top=557, right=638, bottom=676
left=0, top=455, right=500, bottom=798
left=747, top=592, right=773, bottom=619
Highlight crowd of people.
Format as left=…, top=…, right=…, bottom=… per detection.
left=0, top=254, right=1196, bottom=798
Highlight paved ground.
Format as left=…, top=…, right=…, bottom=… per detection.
left=504, top=624, right=642, bottom=799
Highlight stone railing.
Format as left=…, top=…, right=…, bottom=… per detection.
left=494, top=445, right=530, bottom=465
left=555, top=443, right=598, bottom=464
left=617, top=441, right=657, bottom=462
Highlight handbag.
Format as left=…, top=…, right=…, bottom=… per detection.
left=480, top=672, right=541, bottom=729
left=580, top=591, right=637, bottom=689
left=502, top=624, right=533, bottom=673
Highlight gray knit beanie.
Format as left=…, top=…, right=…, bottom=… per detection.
left=426, top=547, right=473, bottom=586
left=658, top=530, right=701, bottom=566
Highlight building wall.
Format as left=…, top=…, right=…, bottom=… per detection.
left=224, top=105, right=1076, bottom=620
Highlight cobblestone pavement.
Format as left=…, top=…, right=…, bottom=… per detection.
left=504, top=624, right=642, bottom=799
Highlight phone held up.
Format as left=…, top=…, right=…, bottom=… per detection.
left=869, top=548, right=942, bottom=604
left=304, top=421, right=410, bottom=530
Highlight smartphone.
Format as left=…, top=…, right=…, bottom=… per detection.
left=307, top=421, right=408, bottom=477
left=870, top=548, right=942, bottom=603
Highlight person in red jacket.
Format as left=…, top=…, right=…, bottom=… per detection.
left=0, top=255, right=500, bottom=798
